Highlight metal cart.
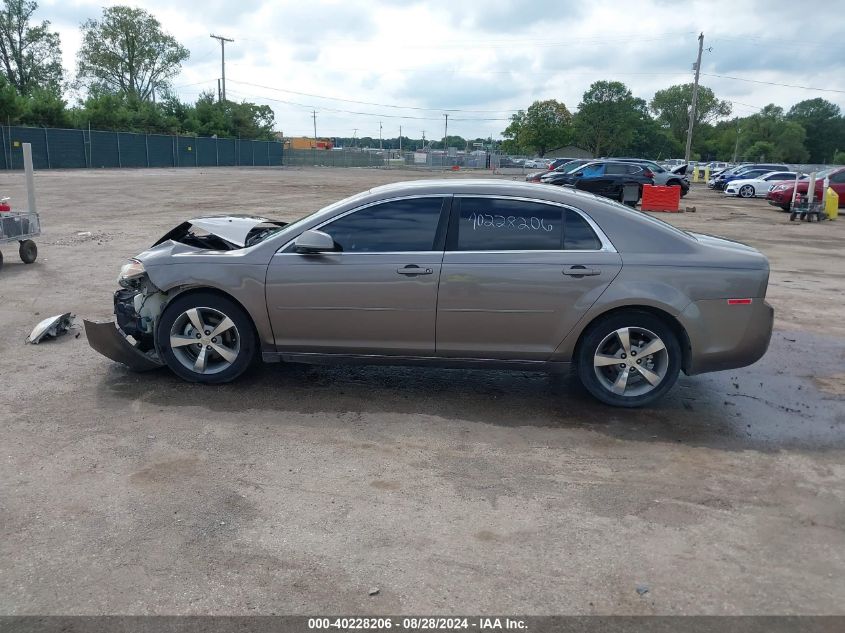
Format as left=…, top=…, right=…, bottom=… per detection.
left=789, top=192, right=825, bottom=222
left=0, top=143, right=40, bottom=270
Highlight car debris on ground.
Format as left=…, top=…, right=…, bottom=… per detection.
left=27, top=313, right=74, bottom=344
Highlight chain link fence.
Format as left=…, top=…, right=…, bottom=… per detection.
left=0, top=125, right=283, bottom=170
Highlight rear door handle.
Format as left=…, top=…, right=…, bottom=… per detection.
left=562, top=265, right=600, bottom=277
left=397, top=265, right=433, bottom=275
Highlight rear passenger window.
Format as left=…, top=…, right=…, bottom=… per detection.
left=607, top=163, right=627, bottom=175
left=456, top=198, right=561, bottom=251
left=453, top=199, right=602, bottom=251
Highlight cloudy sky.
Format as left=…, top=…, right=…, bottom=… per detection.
left=41, top=0, right=845, bottom=140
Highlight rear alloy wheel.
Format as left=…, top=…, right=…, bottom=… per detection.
left=156, top=292, right=256, bottom=383
left=739, top=184, right=755, bottom=198
left=577, top=312, right=681, bottom=407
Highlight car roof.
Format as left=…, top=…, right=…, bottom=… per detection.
left=327, top=179, right=697, bottom=255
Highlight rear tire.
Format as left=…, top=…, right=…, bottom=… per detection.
left=156, top=291, right=257, bottom=384
left=576, top=311, right=681, bottom=408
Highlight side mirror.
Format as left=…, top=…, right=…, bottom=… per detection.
left=294, top=229, right=335, bottom=253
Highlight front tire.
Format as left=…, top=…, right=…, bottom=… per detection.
left=156, top=291, right=257, bottom=384
left=739, top=184, right=755, bottom=198
left=576, top=311, right=681, bottom=408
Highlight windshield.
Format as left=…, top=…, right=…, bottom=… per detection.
left=563, top=160, right=593, bottom=174
left=813, top=167, right=837, bottom=179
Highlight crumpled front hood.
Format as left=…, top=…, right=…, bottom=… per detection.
left=153, top=215, right=277, bottom=248
left=188, top=216, right=274, bottom=247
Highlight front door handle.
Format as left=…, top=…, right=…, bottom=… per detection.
left=397, top=265, right=433, bottom=276
left=562, top=265, right=600, bottom=277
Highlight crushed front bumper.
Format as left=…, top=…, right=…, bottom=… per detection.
left=84, top=288, right=164, bottom=371
left=84, top=320, right=163, bottom=371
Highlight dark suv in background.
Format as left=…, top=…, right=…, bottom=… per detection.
left=543, top=160, right=655, bottom=202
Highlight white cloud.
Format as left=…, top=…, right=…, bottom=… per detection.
left=34, top=0, right=845, bottom=138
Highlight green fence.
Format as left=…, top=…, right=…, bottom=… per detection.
left=0, top=125, right=283, bottom=170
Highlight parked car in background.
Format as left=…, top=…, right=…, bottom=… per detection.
left=711, top=164, right=790, bottom=191
left=548, top=158, right=576, bottom=170
left=661, top=158, right=686, bottom=170
left=86, top=179, right=773, bottom=408
left=724, top=171, right=806, bottom=198
left=526, top=159, right=593, bottom=183
left=766, top=166, right=845, bottom=211
left=524, top=158, right=553, bottom=169
left=543, top=160, right=655, bottom=202
left=608, top=158, right=690, bottom=196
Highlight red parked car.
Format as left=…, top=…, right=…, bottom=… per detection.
left=766, top=166, right=845, bottom=211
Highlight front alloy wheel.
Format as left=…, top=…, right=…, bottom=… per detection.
left=577, top=312, right=681, bottom=407
left=157, top=292, right=256, bottom=383
left=739, top=184, right=755, bottom=198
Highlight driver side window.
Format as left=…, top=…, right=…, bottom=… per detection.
left=319, top=197, right=445, bottom=252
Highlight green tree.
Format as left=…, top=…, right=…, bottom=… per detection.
left=650, top=84, right=732, bottom=144
left=0, top=0, right=63, bottom=95
left=744, top=141, right=778, bottom=162
left=0, top=73, right=21, bottom=120
left=786, top=98, right=845, bottom=163
left=502, top=99, right=572, bottom=156
left=77, top=6, right=188, bottom=101
left=19, top=86, right=68, bottom=126
left=834, top=150, right=845, bottom=164
left=572, top=81, right=643, bottom=156
left=738, top=104, right=809, bottom=162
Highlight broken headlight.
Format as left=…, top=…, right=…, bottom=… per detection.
left=118, top=258, right=146, bottom=288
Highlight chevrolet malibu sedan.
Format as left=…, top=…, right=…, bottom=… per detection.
left=85, top=180, right=774, bottom=407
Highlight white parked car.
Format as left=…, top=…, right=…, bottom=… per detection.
left=525, top=158, right=553, bottom=169
left=724, top=171, right=806, bottom=198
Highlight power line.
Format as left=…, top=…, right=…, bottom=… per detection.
left=701, top=73, right=845, bottom=94
left=227, top=79, right=518, bottom=113
left=224, top=89, right=512, bottom=121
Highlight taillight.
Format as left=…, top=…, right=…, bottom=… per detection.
left=727, top=299, right=752, bottom=305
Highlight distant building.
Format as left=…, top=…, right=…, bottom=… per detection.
left=546, top=145, right=593, bottom=159
left=283, top=137, right=334, bottom=150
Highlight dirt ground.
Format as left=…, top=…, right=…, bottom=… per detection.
left=0, top=167, right=843, bottom=615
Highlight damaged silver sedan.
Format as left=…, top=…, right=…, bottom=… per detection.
left=86, top=180, right=774, bottom=407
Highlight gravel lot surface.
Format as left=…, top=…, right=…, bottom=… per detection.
left=1, top=167, right=843, bottom=615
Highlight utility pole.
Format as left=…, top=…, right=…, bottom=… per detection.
left=421, top=130, right=425, bottom=149
left=399, top=125, right=402, bottom=152
left=443, top=114, right=449, bottom=151
left=210, top=34, right=234, bottom=102
left=312, top=110, right=318, bottom=145
left=352, top=128, right=357, bottom=148
left=379, top=121, right=383, bottom=150
left=732, top=124, right=742, bottom=163
left=684, top=32, right=704, bottom=165
left=217, top=79, right=222, bottom=102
